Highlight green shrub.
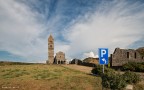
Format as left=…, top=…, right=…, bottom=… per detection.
left=122, top=71, right=140, bottom=84
left=91, top=65, right=115, bottom=75
left=122, top=62, right=144, bottom=72
left=102, top=73, right=126, bottom=89
left=123, top=62, right=135, bottom=71
left=91, top=65, right=103, bottom=75
left=141, top=62, right=144, bottom=65
left=135, top=64, right=144, bottom=72
left=92, top=65, right=141, bottom=90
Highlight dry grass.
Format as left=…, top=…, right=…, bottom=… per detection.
left=0, top=65, right=102, bottom=90
left=134, top=81, right=144, bottom=90
left=62, top=64, right=93, bottom=73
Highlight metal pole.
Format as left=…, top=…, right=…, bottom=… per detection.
left=102, top=65, right=104, bottom=90
left=103, top=65, right=104, bottom=73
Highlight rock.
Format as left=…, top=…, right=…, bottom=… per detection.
left=125, top=84, right=133, bottom=90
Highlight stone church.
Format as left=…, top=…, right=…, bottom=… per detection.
left=46, top=35, right=66, bottom=64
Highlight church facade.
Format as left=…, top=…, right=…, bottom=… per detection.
left=46, top=35, right=66, bottom=64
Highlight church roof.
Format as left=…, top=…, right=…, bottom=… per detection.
left=56, top=51, right=65, bottom=55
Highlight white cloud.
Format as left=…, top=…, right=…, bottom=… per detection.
left=0, top=0, right=144, bottom=62
left=0, top=0, right=47, bottom=62
left=55, top=41, right=70, bottom=55
left=83, top=51, right=98, bottom=59
left=64, top=0, right=144, bottom=58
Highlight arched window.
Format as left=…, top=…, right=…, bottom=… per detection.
left=58, top=61, right=60, bottom=64
left=61, top=61, right=63, bottom=64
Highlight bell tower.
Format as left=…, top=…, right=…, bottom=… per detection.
left=47, top=34, right=54, bottom=64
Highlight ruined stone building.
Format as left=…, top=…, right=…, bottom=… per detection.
left=46, top=35, right=66, bottom=64
left=110, top=48, right=144, bottom=67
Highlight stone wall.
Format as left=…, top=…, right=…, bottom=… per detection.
left=55, top=51, right=66, bottom=64
left=111, top=48, right=144, bottom=66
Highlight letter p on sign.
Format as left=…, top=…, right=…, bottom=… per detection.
left=101, top=49, right=106, bottom=57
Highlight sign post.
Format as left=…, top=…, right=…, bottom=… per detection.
left=98, top=48, right=108, bottom=90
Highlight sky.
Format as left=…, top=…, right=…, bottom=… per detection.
left=0, top=0, right=144, bottom=63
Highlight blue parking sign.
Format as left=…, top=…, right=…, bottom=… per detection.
left=99, top=48, right=108, bottom=65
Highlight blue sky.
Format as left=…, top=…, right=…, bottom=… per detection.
left=0, top=0, right=144, bottom=63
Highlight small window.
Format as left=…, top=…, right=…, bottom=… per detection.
left=50, top=45, right=52, bottom=48
left=134, top=52, right=137, bottom=59
left=127, top=52, right=129, bottom=58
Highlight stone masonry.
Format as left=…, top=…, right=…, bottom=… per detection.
left=55, top=51, right=66, bottom=64
left=110, top=48, right=144, bottom=67
left=47, top=35, right=54, bottom=64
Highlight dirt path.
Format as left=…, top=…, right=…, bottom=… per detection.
left=63, top=64, right=93, bottom=73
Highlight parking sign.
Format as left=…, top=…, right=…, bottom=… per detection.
left=99, top=48, right=108, bottom=65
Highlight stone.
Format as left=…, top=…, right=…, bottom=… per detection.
left=110, top=48, right=144, bottom=67
left=125, top=84, right=133, bottom=90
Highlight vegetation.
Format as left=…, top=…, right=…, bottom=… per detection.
left=0, top=61, right=39, bottom=65
left=91, top=65, right=115, bottom=75
left=122, top=62, right=144, bottom=72
left=123, top=71, right=140, bottom=84
left=136, top=47, right=144, bottom=57
left=2, top=69, right=29, bottom=79
left=0, top=65, right=101, bottom=90
left=91, top=64, right=103, bottom=75
left=0, top=63, right=143, bottom=90
left=134, top=81, right=144, bottom=90
left=91, top=65, right=141, bottom=90
left=102, top=72, right=126, bottom=90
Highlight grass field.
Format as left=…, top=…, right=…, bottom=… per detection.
left=0, top=65, right=102, bottom=90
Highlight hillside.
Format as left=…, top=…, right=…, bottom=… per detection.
left=83, top=57, right=99, bottom=64
left=0, top=61, right=43, bottom=65
left=0, top=65, right=101, bottom=90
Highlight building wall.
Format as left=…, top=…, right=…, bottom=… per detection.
left=55, top=51, right=66, bottom=64
left=111, top=48, right=144, bottom=66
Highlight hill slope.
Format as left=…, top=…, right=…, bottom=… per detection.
left=0, top=65, right=101, bottom=90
